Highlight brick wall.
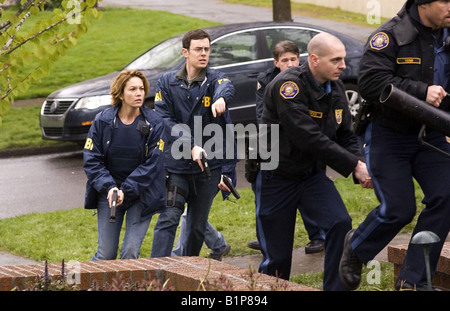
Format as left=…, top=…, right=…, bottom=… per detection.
left=388, top=242, right=450, bottom=291
left=0, top=256, right=317, bottom=291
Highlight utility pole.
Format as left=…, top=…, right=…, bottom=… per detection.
left=272, top=0, right=292, bottom=22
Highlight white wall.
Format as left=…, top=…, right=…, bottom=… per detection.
left=292, top=0, right=406, bottom=19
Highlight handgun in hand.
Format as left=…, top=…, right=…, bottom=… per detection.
left=110, top=190, right=118, bottom=223
left=200, top=151, right=211, bottom=179
left=223, top=175, right=240, bottom=199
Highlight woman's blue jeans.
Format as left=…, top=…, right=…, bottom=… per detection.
left=171, top=209, right=227, bottom=256
left=91, top=195, right=152, bottom=261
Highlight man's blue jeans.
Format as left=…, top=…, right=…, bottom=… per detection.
left=91, top=195, right=152, bottom=261
left=172, top=209, right=227, bottom=256
left=151, top=168, right=221, bottom=257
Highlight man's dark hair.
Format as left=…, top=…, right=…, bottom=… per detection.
left=182, top=29, right=211, bottom=49
left=272, top=40, right=300, bottom=60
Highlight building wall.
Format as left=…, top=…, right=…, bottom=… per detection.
left=292, top=0, right=406, bottom=19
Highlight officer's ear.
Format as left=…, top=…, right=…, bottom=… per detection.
left=273, top=58, right=279, bottom=68
left=309, top=53, right=320, bottom=67
left=182, top=48, right=189, bottom=59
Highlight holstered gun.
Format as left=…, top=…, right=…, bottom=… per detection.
left=353, top=99, right=371, bottom=136
left=244, top=141, right=260, bottom=183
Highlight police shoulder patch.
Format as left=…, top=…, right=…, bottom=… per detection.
left=370, top=32, right=389, bottom=51
left=280, top=81, right=299, bottom=99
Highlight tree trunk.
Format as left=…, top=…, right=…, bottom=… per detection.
left=272, top=0, right=292, bottom=22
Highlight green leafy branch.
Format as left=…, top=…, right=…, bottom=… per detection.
left=0, top=0, right=102, bottom=124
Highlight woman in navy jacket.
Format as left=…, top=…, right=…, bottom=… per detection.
left=83, top=70, right=166, bottom=260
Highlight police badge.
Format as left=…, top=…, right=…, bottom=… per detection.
left=370, top=32, right=389, bottom=51
left=280, top=81, right=299, bottom=99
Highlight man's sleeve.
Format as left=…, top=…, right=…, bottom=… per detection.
left=358, top=30, right=428, bottom=102
left=213, top=71, right=235, bottom=104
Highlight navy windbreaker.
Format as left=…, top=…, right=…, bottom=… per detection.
left=155, top=66, right=236, bottom=174
left=83, top=105, right=166, bottom=218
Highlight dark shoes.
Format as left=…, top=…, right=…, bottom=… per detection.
left=248, top=239, right=325, bottom=254
left=247, top=239, right=261, bottom=251
left=305, top=239, right=325, bottom=254
left=339, top=229, right=363, bottom=290
left=209, top=243, right=231, bottom=261
left=395, top=279, right=442, bottom=291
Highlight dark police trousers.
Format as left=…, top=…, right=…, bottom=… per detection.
left=255, top=170, right=352, bottom=291
left=352, top=117, right=450, bottom=287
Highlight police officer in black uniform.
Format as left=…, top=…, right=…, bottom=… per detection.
left=257, top=32, right=372, bottom=291
left=247, top=40, right=325, bottom=254
left=339, top=0, right=450, bottom=291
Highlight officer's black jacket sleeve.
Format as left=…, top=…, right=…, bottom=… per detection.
left=275, top=81, right=360, bottom=177
left=358, top=30, right=428, bottom=103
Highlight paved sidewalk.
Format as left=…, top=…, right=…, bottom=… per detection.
left=224, top=233, right=415, bottom=276
left=0, top=251, right=40, bottom=266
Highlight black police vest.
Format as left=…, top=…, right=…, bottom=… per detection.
left=107, top=115, right=145, bottom=186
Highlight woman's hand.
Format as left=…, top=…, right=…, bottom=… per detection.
left=107, top=187, right=124, bottom=207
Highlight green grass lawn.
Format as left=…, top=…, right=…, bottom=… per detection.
left=0, top=105, right=64, bottom=150
left=0, top=177, right=425, bottom=290
left=0, top=7, right=218, bottom=150
left=9, top=7, right=219, bottom=99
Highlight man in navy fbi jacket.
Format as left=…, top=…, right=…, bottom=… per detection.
left=151, top=29, right=236, bottom=258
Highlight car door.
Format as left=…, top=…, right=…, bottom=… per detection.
left=209, top=26, right=321, bottom=125
left=209, top=29, right=269, bottom=125
left=260, top=26, right=320, bottom=68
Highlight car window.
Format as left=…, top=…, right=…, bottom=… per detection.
left=126, top=36, right=184, bottom=70
left=262, top=27, right=319, bottom=55
left=209, top=31, right=258, bottom=67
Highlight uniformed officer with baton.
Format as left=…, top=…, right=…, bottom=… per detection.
left=339, top=0, right=450, bottom=291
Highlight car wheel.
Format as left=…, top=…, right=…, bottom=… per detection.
left=344, top=83, right=362, bottom=119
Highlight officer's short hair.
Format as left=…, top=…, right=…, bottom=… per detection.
left=110, top=70, right=149, bottom=107
left=272, top=40, right=300, bottom=61
left=182, top=29, right=211, bottom=50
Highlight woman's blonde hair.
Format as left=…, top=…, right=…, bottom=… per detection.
left=110, top=70, right=149, bottom=106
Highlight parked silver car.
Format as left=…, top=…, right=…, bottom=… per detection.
left=39, top=21, right=364, bottom=144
